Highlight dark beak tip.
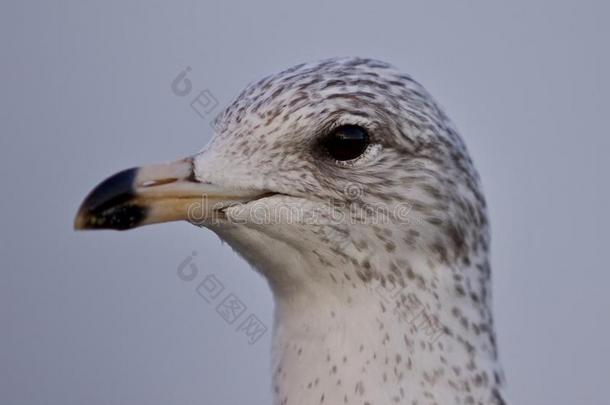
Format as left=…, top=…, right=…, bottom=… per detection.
left=73, top=213, right=87, bottom=230
left=73, top=206, right=148, bottom=231
left=73, top=208, right=96, bottom=231
left=80, top=167, right=139, bottom=211
left=74, top=167, right=147, bottom=231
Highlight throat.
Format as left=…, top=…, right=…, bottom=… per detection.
left=210, top=222, right=507, bottom=404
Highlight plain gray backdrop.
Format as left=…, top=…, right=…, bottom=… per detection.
left=1, top=1, right=608, bottom=404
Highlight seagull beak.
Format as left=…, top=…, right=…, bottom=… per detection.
left=74, top=158, right=261, bottom=231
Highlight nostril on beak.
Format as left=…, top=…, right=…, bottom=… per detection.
left=140, top=178, right=179, bottom=188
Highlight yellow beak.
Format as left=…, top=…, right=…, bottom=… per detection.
left=74, top=158, right=266, bottom=230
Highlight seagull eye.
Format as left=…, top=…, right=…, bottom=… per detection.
left=322, top=125, right=370, bottom=161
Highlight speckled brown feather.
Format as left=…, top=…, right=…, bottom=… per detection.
left=192, top=57, right=507, bottom=405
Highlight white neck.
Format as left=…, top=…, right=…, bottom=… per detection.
left=212, top=224, right=507, bottom=405
left=270, top=260, right=505, bottom=405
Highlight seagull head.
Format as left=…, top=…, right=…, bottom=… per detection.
left=75, top=57, right=506, bottom=404
left=76, top=58, right=487, bottom=288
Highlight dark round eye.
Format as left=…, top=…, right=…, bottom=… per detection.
left=322, top=125, right=370, bottom=161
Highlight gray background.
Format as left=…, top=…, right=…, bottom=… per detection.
left=1, top=1, right=608, bottom=404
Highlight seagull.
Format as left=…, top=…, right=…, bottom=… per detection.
left=75, top=57, right=508, bottom=405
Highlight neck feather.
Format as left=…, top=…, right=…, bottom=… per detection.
left=212, top=224, right=507, bottom=405
left=270, top=256, right=507, bottom=405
